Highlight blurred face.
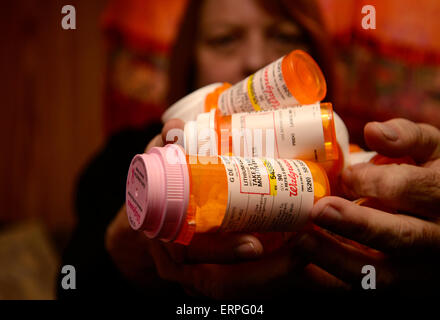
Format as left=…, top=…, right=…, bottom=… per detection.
left=195, top=0, right=310, bottom=87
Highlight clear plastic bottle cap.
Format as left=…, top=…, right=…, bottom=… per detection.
left=333, top=111, right=350, bottom=169
left=161, top=83, right=223, bottom=123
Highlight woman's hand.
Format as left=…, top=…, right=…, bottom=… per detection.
left=105, top=204, right=160, bottom=287
left=104, top=121, right=276, bottom=298
left=105, top=118, right=348, bottom=299
left=105, top=203, right=275, bottom=296
left=342, top=118, right=440, bottom=217
left=299, top=119, right=440, bottom=294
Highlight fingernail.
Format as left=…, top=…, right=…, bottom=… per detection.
left=234, top=242, right=258, bottom=259
left=376, top=122, right=399, bottom=141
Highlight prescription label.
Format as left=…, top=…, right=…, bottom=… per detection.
left=219, top=156, right=314, bottom=232
left=230, top=104, right=326, bottom=161
left=217, top=57, right=299, bottom=115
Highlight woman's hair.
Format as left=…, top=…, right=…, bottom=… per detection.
left=166, top=0, right=336, bottom=106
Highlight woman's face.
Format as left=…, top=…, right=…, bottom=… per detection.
left=195, top=0, right=310, bottom=87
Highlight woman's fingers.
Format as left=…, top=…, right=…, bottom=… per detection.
left=341, top=162, right=440, bottom=218
left=145, top=134, right=163, bottom=152
left=149, top=240, right=310, bottom=300
left=161, top=118, right=185, bottom=145
left=310, top=196, right=440, bottom=256
left=144, top=119, right=185, bottom=153
left=296, top=226, right=392, bottom=288
left=301, top=197, right=440, bottom=292
left=364, top=119, right=440, bottom=164
left=163, top=233, right=264, bottom=264
left=344, top=118, right=440, bottom=218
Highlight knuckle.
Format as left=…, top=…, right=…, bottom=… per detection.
left=354, top=213, right=379, bottom=245
left=353, top=166, right=378, bottom=196
left=353, top=164, right=407, bottom=200
left=391, top=219, right=415, bottom=252
left=338, top=203, right=376, bottom=244
left=417, top=222, right=438, bottom=252
left=374, top=165, right=407, bottom=200
left=419, top=123, right=440, bottom=151
left=414, top=122, right=437, bottom=151
left=410, top=121, right=424, bottom=145
left=400, top=167, right=440, bottom=212
left=394, top=118, right=418, bottom=144
left=417, top=169, right=440, bottom=194
left=433, top=171, right=440, bottom=203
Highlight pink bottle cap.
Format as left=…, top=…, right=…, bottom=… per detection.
left=125, top=144, right=190, bottom=242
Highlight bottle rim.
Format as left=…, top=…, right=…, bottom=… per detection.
left=125, top=144, right=190, bottom=242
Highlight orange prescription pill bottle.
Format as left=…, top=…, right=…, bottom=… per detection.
left=183, top=102, right=338, bottom=164
left=204, top=50, right=327, bottom=115
left=126, top=144, right=330, bottom=245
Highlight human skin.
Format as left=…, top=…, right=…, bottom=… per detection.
left=106, top=119, right=346, bottom=299
left=104, top=0, right=440, bottom=296
left=141, top=118, right=440, bottom=296
left=194, top=0, right=309, bottom=87
left=105, top=0, right=343, bottom=299
left=299, top=119, right=440, bottom=294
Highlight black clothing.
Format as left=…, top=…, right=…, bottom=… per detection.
left=57, top=123, right=186, bottom=300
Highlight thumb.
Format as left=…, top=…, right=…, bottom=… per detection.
left=164, top=233, right=264, bottom=264
left=364, top=118, right=440, bottom=163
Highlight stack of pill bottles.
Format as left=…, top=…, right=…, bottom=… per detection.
left=126, top=49, right=381, bottom=248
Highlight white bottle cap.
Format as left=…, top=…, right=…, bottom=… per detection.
left=197, top=109, right=217, bottom=156
left=183, top=109, right=218, bottom=156
left=333, top=111, right=350, bottom=169
left=183, top=120, right=198, bottom=155
left=161, top=83, right=223, bottom=123
left=349, top=151, right=377, bottom=165
left=333, top=111, right=379, bottom=166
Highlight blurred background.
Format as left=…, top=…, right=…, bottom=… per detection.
left=0, top=1, right=107, bottom=299
left=0, top=0, right=439, bottom=299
